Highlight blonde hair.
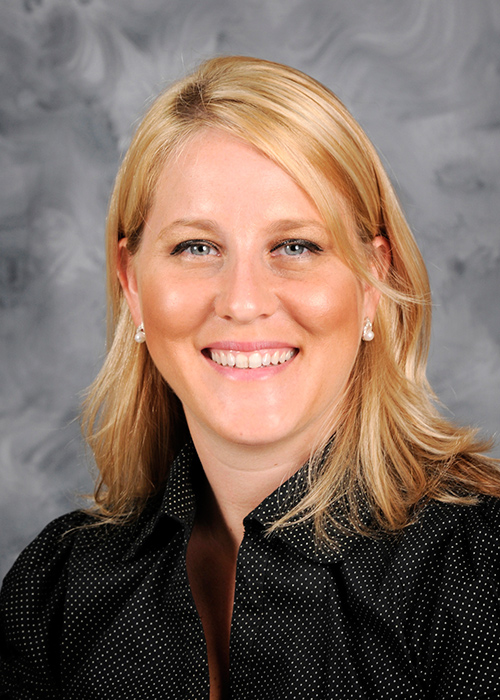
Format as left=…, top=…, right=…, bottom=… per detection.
left=82, top=56, right=499, bottom=539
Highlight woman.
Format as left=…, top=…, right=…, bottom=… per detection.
left=1, top=56, right=499, bottom=699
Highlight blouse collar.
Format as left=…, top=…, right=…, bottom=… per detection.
left=127, top=440, right=362, bottom=563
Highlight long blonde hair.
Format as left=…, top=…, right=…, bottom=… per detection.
left=82, top=56, right=499, bottom=539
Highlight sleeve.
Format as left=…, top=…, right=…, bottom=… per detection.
left=0, top=511, right=86, bottom=700
left=425, top=497, right=500, bottom=699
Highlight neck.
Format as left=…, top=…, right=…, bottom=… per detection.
left=188, top=426, right=311, bottom=550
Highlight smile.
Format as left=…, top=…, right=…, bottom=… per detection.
left=208, top=348, right=297, bottom=369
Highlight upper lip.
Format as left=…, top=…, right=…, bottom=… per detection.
left=204, top=341, right=297, bottom=352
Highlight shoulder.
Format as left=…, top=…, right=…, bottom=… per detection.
left=0, top=511, right=94, bottom=638
left=404, top=498, right=500, bottom=692
left=347, top=495, right=500, bottom=565
left=341, top=496, right=500, bottom=639
left=1, top=510, right=93, bottom=590
left=343, top=498, right=500, bottom=694
left=0, top=507, right=160, bottom=697
left=1, top=510, right=89, bottom=587
left=0, top=493, right=167, bottom=629
left=414, top=496, right=500, bottom=589
left=0, top=503, right=154, bottom=605
left=368, top=496, right=500, bottom=585
left=403, top=495, right=500, bottom=570
left=0, top=511, right=92, bottom=697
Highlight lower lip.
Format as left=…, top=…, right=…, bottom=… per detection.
left=204, top=352, right=298, bottom=380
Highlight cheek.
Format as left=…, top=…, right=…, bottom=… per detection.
left=140, top=276, right=211, bottom=342
left=291, top=275, right=364, bottom=342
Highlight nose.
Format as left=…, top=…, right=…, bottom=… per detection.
left=214, top=257, right=279, bottom=323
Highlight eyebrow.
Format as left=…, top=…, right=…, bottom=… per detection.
left=268, top=219, right=329, bottom=235
left=158, top=219, right=220, bottom=238
left=158, top=218, right=329, bottom=238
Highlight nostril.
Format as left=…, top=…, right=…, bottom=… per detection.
left=214, top=275, right=278, bottom=323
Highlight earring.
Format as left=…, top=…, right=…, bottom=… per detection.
left=362, top=317, right=374, bottom=342
left=134, top=323, right=146, bottom=344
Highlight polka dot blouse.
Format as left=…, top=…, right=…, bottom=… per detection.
left=1, top=441, right=500, bottom=698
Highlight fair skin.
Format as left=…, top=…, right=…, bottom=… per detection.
left=118, top=129, right=389, bottom=698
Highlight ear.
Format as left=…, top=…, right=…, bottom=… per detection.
left=362, top=235, right=391, bottom=320
left=117, top=238, right=143, bottom=327
left=371, top=234, right=391, bottom=281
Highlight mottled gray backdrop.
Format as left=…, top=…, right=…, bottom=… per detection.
left=1, top=0, right=499, bottom=578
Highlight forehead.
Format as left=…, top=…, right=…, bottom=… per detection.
left=149, top=129, right=326, bottom=226
left=142, top=127, right=368, bottom=274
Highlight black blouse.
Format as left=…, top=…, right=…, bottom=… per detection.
left=1, top=441, right=500, bottom=699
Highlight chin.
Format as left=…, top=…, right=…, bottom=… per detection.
left=212, top=421, right=298, bottom=449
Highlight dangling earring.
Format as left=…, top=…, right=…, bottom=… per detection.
left=134, top=322, right=146, bottom=344
left=362, top=317, right=374, bottom=342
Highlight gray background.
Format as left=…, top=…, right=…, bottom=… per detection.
left=1, top=0, right=499, bottom=580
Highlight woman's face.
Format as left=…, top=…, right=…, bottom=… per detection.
left=119, top=130, right=383, bottom=453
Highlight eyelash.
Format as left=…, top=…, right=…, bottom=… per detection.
left=270, top=239, right=323, bottom=256
left=170, top=240, right=219, bottom=256
left=170, top=238, right=323, bottom=257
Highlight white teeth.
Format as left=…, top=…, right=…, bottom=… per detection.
left=248, top=352, right=262, bottom=369
left=210, top=348, right=296, bottom=369
left=235, top=353, right=249, bottom=368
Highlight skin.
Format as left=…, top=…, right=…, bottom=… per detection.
left=118, top=129, right=389, bottom=698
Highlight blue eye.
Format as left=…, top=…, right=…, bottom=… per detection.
left=188, top=243, right=214, bottom=256
left=170, top=240, right=218, bottom=256
left=271, top=239, right=322, bottom=257
left=283, top=243, right=307, bottom=255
